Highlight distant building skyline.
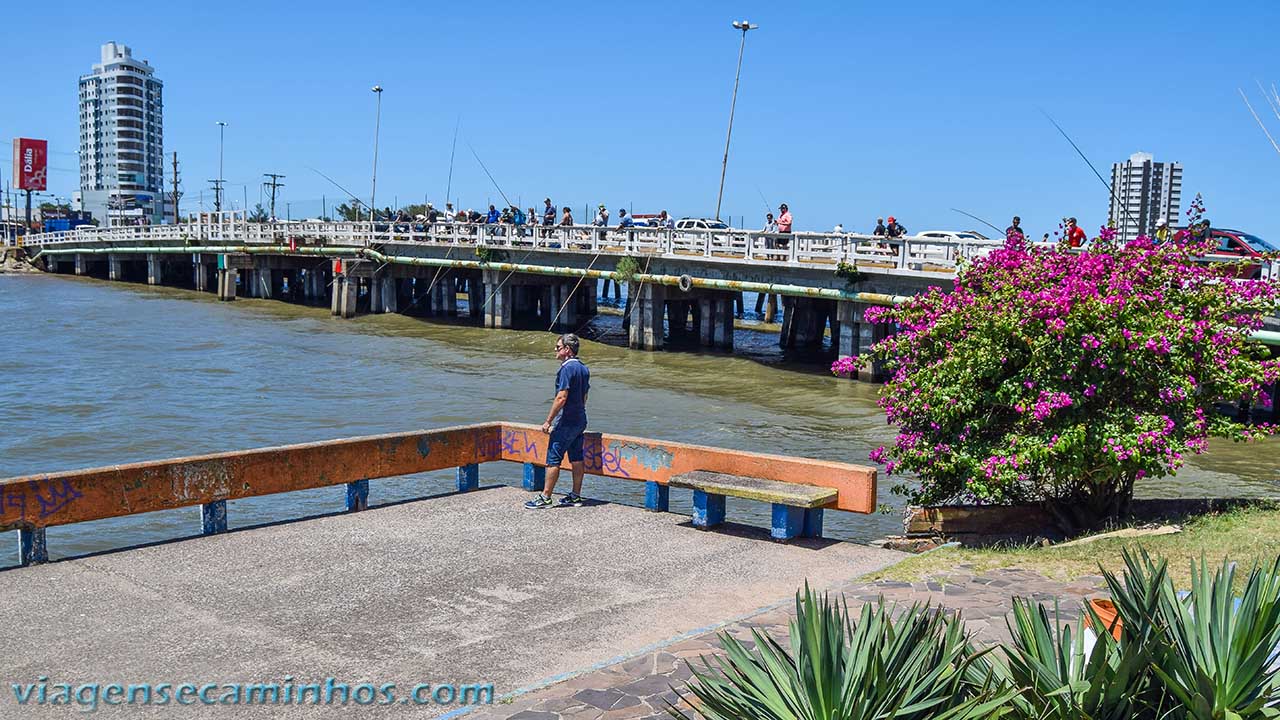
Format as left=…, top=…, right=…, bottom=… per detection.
left=1108, top=151, right=1182, bottom=242
left=76, top=42, right=167, bottom=224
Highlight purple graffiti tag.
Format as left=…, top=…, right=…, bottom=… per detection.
left=584, top=441, right=630, bottom=478
left=35, top=479, right=82, bottom=518
left=4, top=489, right=27, bottom=521
left=501, top=430, right=541, bottom=461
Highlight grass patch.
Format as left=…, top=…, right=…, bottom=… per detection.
left=866, top=503, right=1280, bottom=587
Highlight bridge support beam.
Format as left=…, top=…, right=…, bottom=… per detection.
left=780, top=297, right=833, bottom=351
left=482, top=269, right=513, bottom=329
left=217, top=269, right=237, bottom=301
left=146, top=254, right=163, bottom=285
left=696, top=294, right=735, bottom=351
left=193, top=260, right=209, bottom=292
left=370, top=274, right=397, bottom=314
left=108, top=254, right=123, bottom=281
left=334, top=274, right=358, bottom=318
left=832, top=301, right=888, bottom=381
left=628, top=281, right=666, bottom=351
left=74, top=253, right=86, bottom=276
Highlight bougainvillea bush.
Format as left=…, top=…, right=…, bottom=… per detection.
left=860, top=229, right=1280, bottom=529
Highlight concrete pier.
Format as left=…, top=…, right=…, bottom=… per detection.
left=0, top=487, right=901, bottom=719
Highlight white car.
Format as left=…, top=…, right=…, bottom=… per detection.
left=674, top=218, right=730, bottom=231
left=912, top=230, right=997, bottom=267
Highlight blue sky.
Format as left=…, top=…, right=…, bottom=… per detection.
left=3, top=0, right=1278, bottom=239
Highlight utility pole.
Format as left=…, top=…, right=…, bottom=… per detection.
left=715, top=19, right=758, bottom=222
left=263, top=173, right=285, bottom=220
left=170, top=152, right=181, bottom=223
left=208, top=179, right=225, bottom=213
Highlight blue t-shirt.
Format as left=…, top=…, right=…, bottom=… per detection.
left=554, top=357, right=590, bottom=427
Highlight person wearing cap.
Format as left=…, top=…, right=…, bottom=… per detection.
left=885, top=216, right=906, bottom=238
left=542, top=198, right=556, bottom=226
left=659, top=210, right=674, bottom=229
left=616, top=208, right=634, bottom=229
left=776, top=203, right=793, bottom=249
left=1155, top=218, right=1171, bottom=243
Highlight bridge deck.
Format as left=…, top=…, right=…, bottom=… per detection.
left=0, top=486, right=902, bottom=718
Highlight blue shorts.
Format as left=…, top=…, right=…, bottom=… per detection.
left=546, top=421, right=586, bottom=466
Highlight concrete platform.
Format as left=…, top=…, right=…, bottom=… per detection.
left=0, top=486, right=903, bottom=718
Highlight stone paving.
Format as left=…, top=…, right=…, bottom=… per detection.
left=465, top=567, right=1107, bottom=720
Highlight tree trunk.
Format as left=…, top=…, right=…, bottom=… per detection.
left=1042, top=475, right=1135, bottom=535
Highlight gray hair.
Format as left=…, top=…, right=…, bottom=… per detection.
left=559, top=333, right=580, bottom=356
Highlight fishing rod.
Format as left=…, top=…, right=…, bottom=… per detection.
left=755, top=184, right=772, bottom=216
left=949, top=208, right=1004, bottom=236
left=467, top=142, right=514, bottom=210
left=444, top=115, right=460, bottom=209
left=308, top=167, right=368, bottom=212
left=1040, top=109, right=1133, bottom=232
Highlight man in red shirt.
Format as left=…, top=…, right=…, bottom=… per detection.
left=1065, top=217, right=1087, bottom=248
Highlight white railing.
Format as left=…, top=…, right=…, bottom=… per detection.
left=17, top=214, right=1277, bottom=279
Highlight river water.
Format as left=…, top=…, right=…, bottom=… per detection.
left=2, top=273, right=1278, bottom=565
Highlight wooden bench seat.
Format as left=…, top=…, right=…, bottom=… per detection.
left=669, top=471, right=835, bottom=541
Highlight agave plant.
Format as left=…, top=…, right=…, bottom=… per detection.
left=669, top=583, right=1016, bottom=720
left=1145, top=554, right=1280, bottom=719
left=998, top=596, right=1170, bottom=720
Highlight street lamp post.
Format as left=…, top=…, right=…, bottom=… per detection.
left=215, top=121, right=227, bottom=213
left=370, top=85, right=383, bottom=225
left=714, top=19, right=758, bottom=223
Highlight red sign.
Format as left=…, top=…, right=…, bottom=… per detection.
left=13, top=138, right=48, bottom=191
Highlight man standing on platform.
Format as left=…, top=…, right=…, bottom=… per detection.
left=525, top=334, right=591, bottom=509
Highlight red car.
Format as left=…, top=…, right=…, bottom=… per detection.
left=1177, top=227, right=1277, bottom=279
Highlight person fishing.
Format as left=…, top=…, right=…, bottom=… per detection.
left=525, top=333, right=591, bottom=510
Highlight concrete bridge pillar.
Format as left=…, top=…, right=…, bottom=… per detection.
left=482, top=270, right=513, bottom=329
left=74, top=254, right=86, bottom=276
left=628, top=281, right=666, bottom=351
left=370, top=274, right=397, bottom=314
left=146, top=254, right=163, bottom=285
left=434, top=278, right=458, bottom=317
left=193, top=261, right=209, bottom=292
left=551, top=282, right=578, bottom=330
left=834, top=301, right=886, bottom=382
left=467, top=275, right=485, bottom=321
left=217, top=269, right=237, bottom=301
left=336, top=275, right=358, bottom=318
left=108, top=254, right=123, bottom=281
left=779, top=297, right=832, bottom=350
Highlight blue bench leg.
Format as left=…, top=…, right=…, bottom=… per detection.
left=692, top=491, right=725, bottom=529
left=457, top=463, right=479, bottom=492
left=346, top=479, right=369, bottom=512
left=201, top=500, right=228, bottom=536
left=802, top=508, right=824, bottom=539
left=522, top=463, right=545, bottom=491
left=645, top=481, right=669, bottom=512
left=771, top=504, right=805, bottom=542
left=19, top=528, right=47, bottom=566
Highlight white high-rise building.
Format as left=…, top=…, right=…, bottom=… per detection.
left=76, top=42, right=167, bottom=225
left=1108, top=152, right=1182, bottom=242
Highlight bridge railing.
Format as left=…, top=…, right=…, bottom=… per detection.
left=18, top=219, right=1279, bottom=279
left=1, top=422, right=876, bottom=567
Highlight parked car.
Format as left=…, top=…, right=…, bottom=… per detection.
left=1179, top=227, right=1278, bottom=279
left=674, top=218, right=730, bottom=231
